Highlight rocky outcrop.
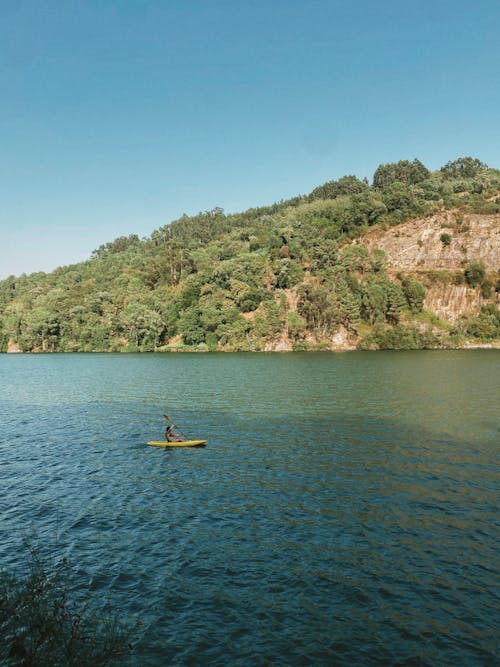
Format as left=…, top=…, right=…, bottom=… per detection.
left=363, top=211, right=499, bottom=272
left=361, top=210, right=499, bottom=324
left=424, top=284, right=489, bottom=322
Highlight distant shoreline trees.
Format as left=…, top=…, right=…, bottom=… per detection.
left=0, top=156, right=498, bottom=352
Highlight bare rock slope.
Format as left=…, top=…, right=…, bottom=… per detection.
left=361, top=211, right=499, bottom=323
left=363, top=211, right=499, bottom=273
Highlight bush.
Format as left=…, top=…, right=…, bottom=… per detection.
left=401, top=278, right=426, bottom=312
left=358, top=324, right=438, bottom=350
left=440, top=233, right=451, bottom=246
left=463, top=305, right=500, bottom=339
left=373, top=159, right=430, bottom=189
left=481, top=279, right=493, bottom=299
left=308, top=175, right=368, bottom=201
left=440, top=156, right=488, bottom=179
left=464, top=262, right=486, bottom=288
left=0, top=549, right=133, bottom=666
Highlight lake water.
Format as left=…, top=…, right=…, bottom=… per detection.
left=0, top=351, right=498, bottom=665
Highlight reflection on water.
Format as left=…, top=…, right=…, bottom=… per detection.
left=0, top=351, right=498, bottom=665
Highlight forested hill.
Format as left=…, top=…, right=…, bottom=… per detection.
left=1, top=157, right=499, bottom=352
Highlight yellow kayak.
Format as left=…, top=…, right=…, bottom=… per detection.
left=147, top=440, right=206, bottom=448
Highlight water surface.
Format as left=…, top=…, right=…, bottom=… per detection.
left=0, top=351, right=498, bottom=665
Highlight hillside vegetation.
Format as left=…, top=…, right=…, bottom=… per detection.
left=1, top=157, right=499, bottom=352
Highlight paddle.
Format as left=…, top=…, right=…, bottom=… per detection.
left=163, top=414, right=189, bottom=440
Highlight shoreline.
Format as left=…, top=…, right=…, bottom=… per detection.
left=3, top=342, right=500, bottom=354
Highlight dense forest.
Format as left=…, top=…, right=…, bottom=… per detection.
left=1, top=156, right=499, bottom=352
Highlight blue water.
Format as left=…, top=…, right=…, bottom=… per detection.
left=0, top=351, right=499, bottom=665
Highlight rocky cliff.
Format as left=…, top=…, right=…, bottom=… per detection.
left=362, top=210, right=499, bottom=323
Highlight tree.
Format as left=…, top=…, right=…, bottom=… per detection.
left=373, top=159, right=430, bottom=189
left=335, top=279, right=361, bottom=331
left=361, top=281, right=387, bottom=324
left=440, top=157, right=488, bottom=179
left=309, top=175, right=368, bottom=201
left=297, top=284, right=339, bottom=336
left=119, top=303, right=165, bottom=349
left=340, top=245, right=370, bottom=273
left=382, top=181, right=419, bottom=213
left=272, top=259, right=303, bottom=289
left=401, top=278, right=426, bottom=312
left=24, top=308, right=60, bottom=351
left=464, top=304, right=500, bottom=339
left=0, top=549, right=132, bottom=665
left=91, top=234, right=141, bottom=259
left=386, top=281, right=407, bottom=324
left=308, top=238, right=339, bottom=271
left=286, top=311, right=307, bottom=340
left=178, top=307, right=206, bottom=345
left=464, top=262, right=486, bottom=288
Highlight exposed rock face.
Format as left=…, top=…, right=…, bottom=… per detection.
left=361, top=211, right=499, bottom=323
left=7, top=340, right=22, bottom=353
left=363, top=212, right=499, bottom=272
left=424, top=284, right=488, bottom=322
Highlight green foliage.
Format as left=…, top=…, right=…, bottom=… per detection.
left=119, top=303, right=165, bottom=349
left=0, top=155, right=497, bottom=351
left=361, top=280, right=387, bottom=324
left=440, top=157, right=488, bottom=179
left=0, top=549, right=133, bottom=665
left=178, top=307, right=206, bottom=346
left=308, top=238, right=339, bottom=271
left=92, top=234, right=141, bottom=259
left=386, top=281, right=407, bottom=324
left=286, top=311, right=307, bottom=340
left=340, top=245, right=370, bottom=273
left=297, top=284, right=339, bottom=336
left=463, top=197, right=500, bottom=215
left=401, top=278, right=426, bottom=312
left=359, top=324, right=438, bottom=350
left=309, top=175, right=368, bottom=201
left=335, top=278, right=361, bottom=331
left=272, top=258, right=303, bottom=289
left=358, top=277, right=406, bottom=326
left=382, top=181, right=421, bottom=215
left=464, top=262, right=486, bottom=288
left=373, top=159, right=430, bottom=189
left=440, top=233, right=452, bottom=246
left=462, top=305, right=500, bottom=339
left=451, top=304, right=500, bottom=340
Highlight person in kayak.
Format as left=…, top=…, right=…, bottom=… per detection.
left=165, top=424, right=183, bottom=442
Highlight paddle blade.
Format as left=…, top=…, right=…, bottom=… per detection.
left=163, top=414, right=171, bottom=420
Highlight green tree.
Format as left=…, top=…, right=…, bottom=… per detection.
left=272, top=259, right=303, bottom=289
left=464, top=262, right=486, bottom=288
left=297, top=284, right=340, bottom=336
left=335, top=279, right=361, bottom=331
left=24, top=308, right=60, bottom=351
left=382, top=181, right=419, bottom=214
left=309, top=175, right=368, bottom=201
left=373, top=159, right=430, bottom=189
left=401, top=278, right=426, bottom=312
left=308, top=239, right=339, bottom=271
left=361, top=281, right=387, bottom=324
left=286, top=311, right=307, bottom=340
left=178, top=307, right=206, bottom=345
left=119, top=303, right=165, bottom=349
left=464, top=304, right=500, bottom=339
left=386, top=281, right=407, bottom=324
left=440, top=157, right=488, bottom=179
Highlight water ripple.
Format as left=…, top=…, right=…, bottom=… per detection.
left=0, top=351, right=499, bottom=665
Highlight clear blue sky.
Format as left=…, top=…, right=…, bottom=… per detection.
left=1, top=0, right=499, bottom=279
